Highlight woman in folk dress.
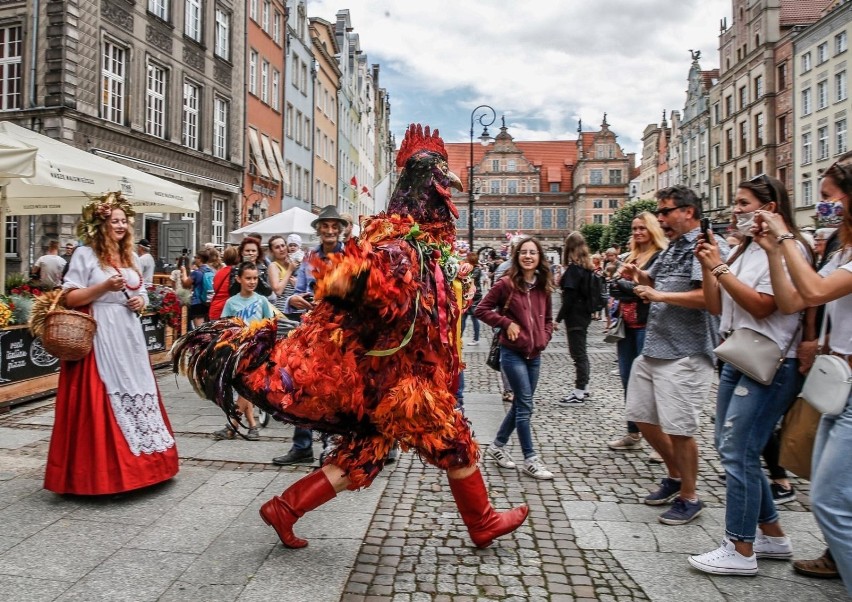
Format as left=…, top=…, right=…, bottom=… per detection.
left=44, top=193, right=178, bottom=495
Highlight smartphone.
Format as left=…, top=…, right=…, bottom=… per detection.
left=701, top=217, right=711, bottom=235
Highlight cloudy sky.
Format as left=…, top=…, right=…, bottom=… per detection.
left=310, top=0, right=733, bottom=159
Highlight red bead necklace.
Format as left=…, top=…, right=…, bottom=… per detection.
left=109, top=260, right=143, bottom=291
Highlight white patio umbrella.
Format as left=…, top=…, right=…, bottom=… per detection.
left=228, top=206, right=318, bottom=245
left=0, top=121, right=200, bottom=292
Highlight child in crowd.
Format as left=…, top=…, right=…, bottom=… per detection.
left=212, top=261, right=276, bottom=442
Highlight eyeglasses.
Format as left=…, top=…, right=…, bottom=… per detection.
left=654, top=206, right=685, bottom=217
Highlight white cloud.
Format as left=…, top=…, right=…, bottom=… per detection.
left=309, top=0, right=732, bottom=157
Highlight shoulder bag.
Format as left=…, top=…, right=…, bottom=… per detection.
left=714, top=325, right=799, bottom=386
left=603, top=316, right=625, bottom=343
left=800, top=314, right=852, bottom=416
left=485, top=288, right=515, bottom=371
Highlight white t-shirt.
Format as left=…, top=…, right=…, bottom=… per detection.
left=138, top=253, right=156, bottom=283
left=818, top=248, right=852, bottom=355
left=720, top=241, right=807, bottom=357
left=34, top=254, right=67, bottom=288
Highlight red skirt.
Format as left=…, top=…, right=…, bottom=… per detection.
left=44, top=350, right=179, bottom=495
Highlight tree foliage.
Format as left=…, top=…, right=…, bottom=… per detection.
left=603, top=199, right=659, bottom=249
left=579, top=223, right=606, bottom=253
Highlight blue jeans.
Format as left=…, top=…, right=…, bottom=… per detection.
left=494, top=346, right=540, bottom=459
left=456, top=369, right=465, bottom=411
left=715, top=360, right=801, bottom=542
left=617, top=327, right=646, bottom=434
left=461, top=308, right=480, bottom=341
left=811, top=391, right=852, bottom=596
left=291, top=426, right=313, bottom=452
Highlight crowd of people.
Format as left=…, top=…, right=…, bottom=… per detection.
left=28, top=146, right=851, bottom=592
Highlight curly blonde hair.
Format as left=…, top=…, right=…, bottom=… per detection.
left=78, top=193, right=136, bottom=268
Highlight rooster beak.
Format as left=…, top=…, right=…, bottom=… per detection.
left=447, top=170, right=463, bottom=192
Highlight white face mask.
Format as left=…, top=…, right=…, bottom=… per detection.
left=735, top=211, right=757, bottom=236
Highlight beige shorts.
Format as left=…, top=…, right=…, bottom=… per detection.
left=625, top=355, right=714, bottom=436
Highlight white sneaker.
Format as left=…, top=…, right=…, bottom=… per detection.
left=485, top=444, right=516, bottom=469
left=754, top=530, right=793, bottom=560
left=521, top=456, right=554, bottom=480
left=468, top=339, right=480, bottom=346
left=688, top=539, right=758, bottom=576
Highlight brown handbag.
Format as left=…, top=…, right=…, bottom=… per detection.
left=778, top=397, right=822, bottom=480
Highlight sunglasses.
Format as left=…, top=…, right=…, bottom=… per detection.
left=748, top=173, right=776, bottom=204
left=654, top=206, right=685, bottom=217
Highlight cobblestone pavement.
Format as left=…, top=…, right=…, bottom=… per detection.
left=0, top=320, right=848, bottom=601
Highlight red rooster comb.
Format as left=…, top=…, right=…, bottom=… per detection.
left=396, top=124, right=447, bottom=168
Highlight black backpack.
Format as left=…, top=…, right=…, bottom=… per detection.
left=586, top=271, right=608, bottom=313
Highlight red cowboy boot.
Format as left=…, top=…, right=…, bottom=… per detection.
left=259, top=469, right=337, bottom=548
left=448, top=468, right=529, bottom=548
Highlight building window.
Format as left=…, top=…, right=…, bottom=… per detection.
left=608, top=169, right=622, bottom=184
left=836, top=71, right=848, bottom=102
left=304, top=118, right=310, bottom=150
left=738, top=85, right=747, bottom=109
left=215, top=9, right=230, bottom=60
left=491, top=159, right=500, bottom=171
left=101, top=41, right=126, bottom=124
left=777, top=63, right=787, bottom=91
left=213, top=97, right=228, bottom=159
left=608, top=198, right=619, bottom=209
left=838, top=119, right=848, bottom=155
left=593, top=199, right=603, bottom=209
left=589, top=169, right=603, bottom=185
left=271, top=69, right=280, bottom=110
left=488, top=209, right=500, bottom=229
left=184, top=0, right=201, bottom=41
left=726, top=128, right=733, bottom=159
left=802, top=131, right=813, bottom=165
left=593, top=214, right=603, bottom=224
left=754, top=75, right=763, bottom=100
left=285, top=103, right=293, bottom=138
left=541, top=208, right=552, bottom=229
left=490, top=180, right=500, bottom=194
left=712, top=143, right=720, bottom=167
left=837, top=31, right=848, bottom=55
left=182, top=81, right=199, bottom=150
left=522, top=209, right=534, bottom=229
left=291, top=56, right=299, bottom=89
left=725, top=95, right=733, bottom=117
left=818, top=126, right=830, bottom=160
left=556, top=209, right=568, bottom=229
left=5, top=216, right=17, bottom=255
left=778, top=115, right=788, bottom=142
left=273, top=11, right=281, bottom=44
left=817, top=42, right=828, bottom=65
left=713, top=102, right=720, bottom=124
left=145, top=62, right=167, bottom=138
left=300, top=63, right=307, bottom=94
left=262, top=1, right=270, bottom=32
left=754, top=113, right=764, bottom=147
left=739, top=121, right=748, bottom=154
left=801, top=52, right=812, bottom=73
left=817, top=80, right=828, bottom=110
left=148, top=0, right=168, bottom=20
left=295, top=111, right=302, bottom=145
left=0, top=25, right=22, bottom=111
left=261, top=60, right=269, bottom=104
left=248, top=50, right=257, bottom=95
left=507, top=160, right=516, bottom=172
left=801, top=88, right=812, bottom=116
left=507, top=208, right=519, bottom=229
left=249, top=0, right=258, bottom=21
left=801, top=180, right=813, bottom=207
left=212, top=198, right=225, bottom=245
left=549, top=183, right=559, bottom=192
left=507, top=180, right=517, bottom=194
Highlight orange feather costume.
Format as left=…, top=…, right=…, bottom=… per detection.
left=173, top=124, right=528, bottom=549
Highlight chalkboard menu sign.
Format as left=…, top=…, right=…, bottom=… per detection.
left=141, top=314, right=166, bottom=352
left=0, top=327, right=61, bottom=383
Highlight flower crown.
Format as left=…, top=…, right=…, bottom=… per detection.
left=76, top=192, right=136, bottom=244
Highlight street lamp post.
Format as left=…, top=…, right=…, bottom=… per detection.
left=469, top=104, right=496, bottom=249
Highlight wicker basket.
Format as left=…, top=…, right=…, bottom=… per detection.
left=40, top=296, right=97, bottom=361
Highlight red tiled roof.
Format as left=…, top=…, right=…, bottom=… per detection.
left=444, top=140, right=578, bottom=192
left=701, top=69, right=720, bottom=91
left=780, top=0, right=834, bottom=26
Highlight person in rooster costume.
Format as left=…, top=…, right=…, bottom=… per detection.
left=173, top=124, right=528, bottom=549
